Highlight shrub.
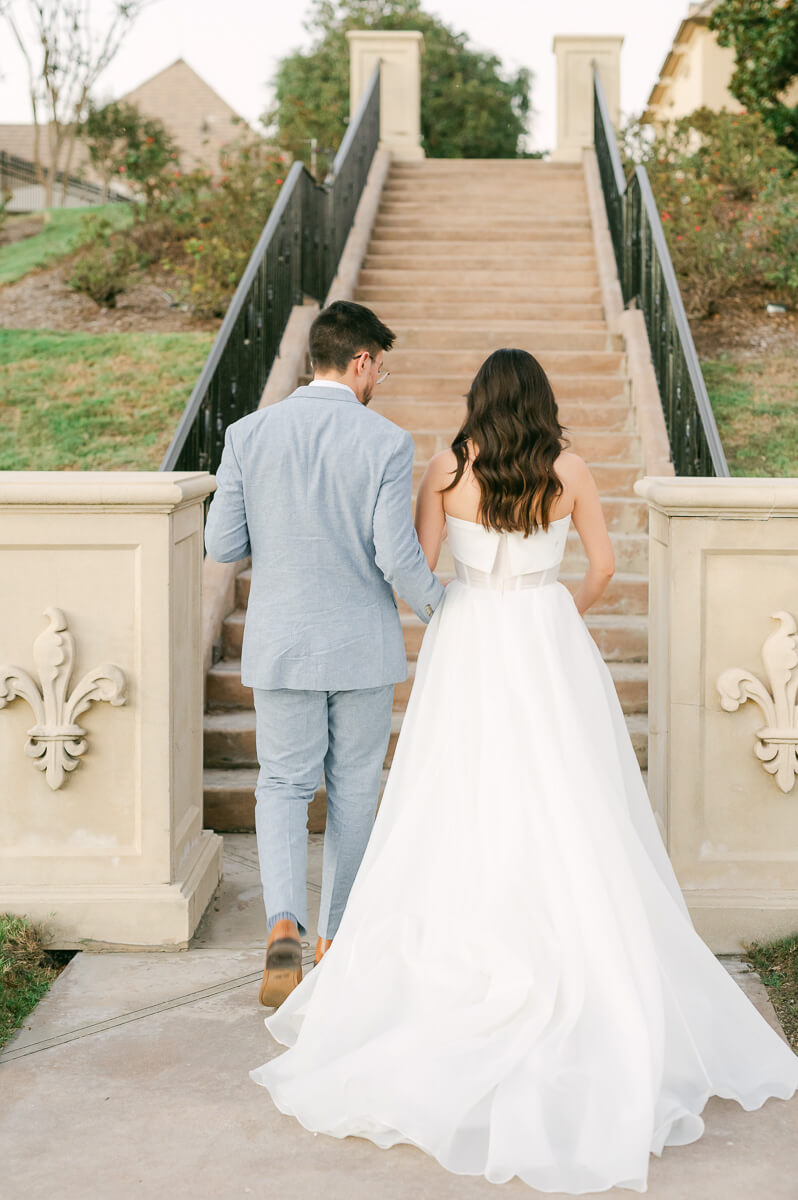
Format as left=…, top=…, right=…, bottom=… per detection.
left=620, top=107, right=798, bottom=315
left=68, top=214, right=139, bottom=306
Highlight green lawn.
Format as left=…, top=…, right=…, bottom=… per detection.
left=0, top=328, right=215, bottom=470
left=0, top=203, right=134, bottom=285
left=703, top=354, right=798, bottom=476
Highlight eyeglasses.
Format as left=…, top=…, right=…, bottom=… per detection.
left=351, top=351, right=390, bottom=385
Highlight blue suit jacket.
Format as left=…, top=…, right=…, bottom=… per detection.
left=204, top=383, right=445, bottom=690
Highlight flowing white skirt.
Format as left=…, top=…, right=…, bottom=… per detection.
left=249, top=578, right=798, bottom=1194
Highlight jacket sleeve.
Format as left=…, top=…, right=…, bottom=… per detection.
left=372, top=430, right=445, bottom=624
left=204, top=423, right=251, bottom=563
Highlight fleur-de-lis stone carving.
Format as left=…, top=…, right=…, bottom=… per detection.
left=716, top=611, right=798, bottom=794
left=0, top=608, right=127, bottom=790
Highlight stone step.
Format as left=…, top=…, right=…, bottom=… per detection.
left=202, top=766, right=391, bottom=834
left=409, top=429, right=641, bottom=463
left=379, top=375, right=628, bottom=401
left=356, top=285, right=602, bottom=305
left=386, top=160, right=584, bottom=172
left=363, top=254, right=599, bottom=274
left=235, top=567, right=648, bottom=616
left=204, top=702, right=649, bottom=833
left=360, top=301, right=606, bottom=322
left=368, top=238, right=596, bottom=257
left=379, top=326, right=623, bottom=352
left=371, top=223, right=594, bottom=240
left=359, top=269, right=600, bottom=289
left=383, top=349, right=624, bottom=376
left=376, top=200, right=591, bottom=215
left=371, top=397, right=634, bottom=431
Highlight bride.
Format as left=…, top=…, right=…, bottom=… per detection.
left=249, top=348, right=798, bottom=1194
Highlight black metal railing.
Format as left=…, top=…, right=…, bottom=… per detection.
left=592, top=66, right=729, bottom=477
left=0, top=150, right=130, bottom=211
left=160, top=65, right=381, bottom=476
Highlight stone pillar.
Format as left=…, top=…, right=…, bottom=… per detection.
left=347, top=29, right=424, bottom=161
left=634, top=477, right=798, bottom=952
left=0, top=472, right=223, bottom=949
left=552, top=34, right=624, bottom=162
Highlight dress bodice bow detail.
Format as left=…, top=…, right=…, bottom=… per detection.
left=445, top=512, right=570, bottom=576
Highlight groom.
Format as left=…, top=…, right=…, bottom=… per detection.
left=204, top=300, right=445, bottom=1007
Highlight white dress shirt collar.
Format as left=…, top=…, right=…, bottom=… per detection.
left=308, top=379, right=358, bottom=401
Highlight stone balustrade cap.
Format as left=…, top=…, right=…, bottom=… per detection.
left=0, top=471, right=216, bottom=507
left=634, top=475, right=798, bottom=517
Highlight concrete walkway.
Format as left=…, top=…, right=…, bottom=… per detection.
left=3, top=835, right=797, bottom=1200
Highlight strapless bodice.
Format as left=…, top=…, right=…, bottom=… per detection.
left=445, top=512, right=571, bottom=591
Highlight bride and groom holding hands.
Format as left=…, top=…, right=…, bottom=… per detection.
left=204, top=299, right=798, bottom=1195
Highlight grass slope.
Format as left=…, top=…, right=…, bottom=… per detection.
left=0, top=203, right=134, bottom=285
left=0, top=328, right=214, bottom=470
left=703, top=354, right=798, bottom=476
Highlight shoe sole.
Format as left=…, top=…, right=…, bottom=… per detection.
left=259, top=937, right=303, bottom=1007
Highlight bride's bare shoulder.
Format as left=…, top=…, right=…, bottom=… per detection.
left=554, top=450, right=589, bottom=484
left=424, top=448, right=461, bottom=483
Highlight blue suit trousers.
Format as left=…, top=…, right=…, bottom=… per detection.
left=253, top=684, right=395, bottom=939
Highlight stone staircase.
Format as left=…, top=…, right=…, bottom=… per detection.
left=203, top=159, right=649, bottom=832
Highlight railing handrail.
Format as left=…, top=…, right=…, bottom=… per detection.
left=632, top=166, right=729, bottom=476
left=591, top=63, right=729, bottom=478
left=160, top=158, right=308, bottom=471
left=592, top=72, right=626, bottom=198
left=331, top=66, right=381, bottom=178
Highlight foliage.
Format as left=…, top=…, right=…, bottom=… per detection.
left=0, top=327, right=215, bottom=470
left=161, top=135, right=284, bottom=318
left=0, top=203, right=133, bottom=286
left=0, top=913, right=66, bottom=1049
left=80, top=98, right=180, bottom=203
left=268, top=0, right=532, bottom=175
left=621, top=108, right=798, bottom=315
left=67, top=213, right=139, bottom=305
left=709, top=0, right=798, bottom=156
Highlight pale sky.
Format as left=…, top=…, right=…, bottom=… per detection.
left=0, top=0, right=689, bottom=152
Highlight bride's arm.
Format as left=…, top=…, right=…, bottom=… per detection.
left=565, top=453, right=615, bottom=615
left=414, top=451, right=450, bottom=571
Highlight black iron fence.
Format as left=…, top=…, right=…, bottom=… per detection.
left=0, top=150, right=130, bottom=211
left=592, top=67, right=729, bottom=477
left=160, top=66, right=381, bottom=476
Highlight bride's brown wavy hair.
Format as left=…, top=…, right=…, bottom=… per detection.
left=440, top=348, right=570, bottom=534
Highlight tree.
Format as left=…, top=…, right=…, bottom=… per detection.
left=267, top=0, right=533, bottom=175
left=2, top=1, right=154, bottom=206
left=81, top=99, right=179, bottom=204
left=709, top=0, right=798, bottom=156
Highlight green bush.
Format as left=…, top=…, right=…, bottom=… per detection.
left=66, top=133, right=284, bottom=318
left=621, top=107, right=797, bottom=315
left=68, top=214, right=139, bottom=306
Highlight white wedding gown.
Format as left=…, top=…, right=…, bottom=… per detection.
left=249, top=511, right=798, bottom=1194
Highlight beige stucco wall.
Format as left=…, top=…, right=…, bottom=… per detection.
left=347, top=31, right=424, bottom=161
left=634, top=477, right=798, bottom=953
left=0, top=473, right=223, bottom=949
left=552, top=35, right=624, bottom=163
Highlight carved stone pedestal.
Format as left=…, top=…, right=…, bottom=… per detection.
left=635, top=477, right=798, bottom=952
left=0, top=472, right=223, bottom=949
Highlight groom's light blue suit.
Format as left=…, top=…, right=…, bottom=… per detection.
left=204, top=381, right=445, bottom=939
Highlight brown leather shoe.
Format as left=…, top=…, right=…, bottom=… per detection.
left=314, top=935, right=333, bottom=965
left=259, top=920, right=302, bottom=1007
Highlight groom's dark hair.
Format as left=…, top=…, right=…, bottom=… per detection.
left=309, top=300, right=395, bottom=372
